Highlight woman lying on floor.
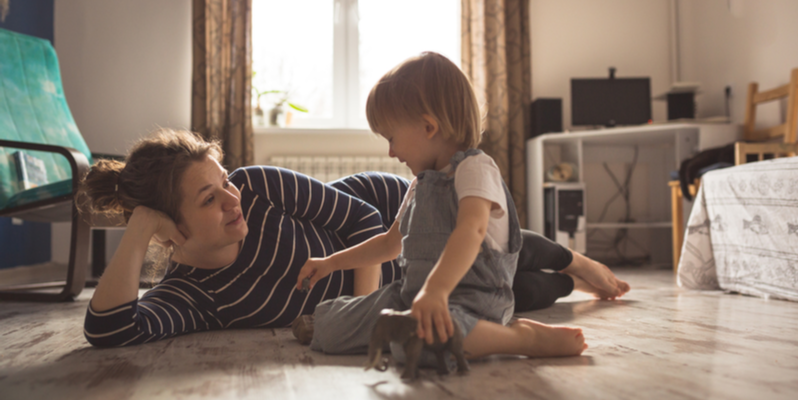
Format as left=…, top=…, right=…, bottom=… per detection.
left=78, top=128, right=628, bottom=347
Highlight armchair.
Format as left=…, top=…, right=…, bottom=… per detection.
left=0, top=28, right=95, bottom=301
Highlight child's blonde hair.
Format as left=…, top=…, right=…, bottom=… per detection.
left=366, top=52, right=482, bottom=149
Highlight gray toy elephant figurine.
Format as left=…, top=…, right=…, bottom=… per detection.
left=364, top=309, right=469, bottom=380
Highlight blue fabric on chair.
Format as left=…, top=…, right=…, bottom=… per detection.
left=5, top=180, right=74, bottom=209
left=0, top=28, right=92, bottom=209
left=0, top=28, right=93, bottom=301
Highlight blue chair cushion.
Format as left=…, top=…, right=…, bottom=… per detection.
left=5, top=179, right=73, bottom=209
left=0, top=28, right=92, bottom=210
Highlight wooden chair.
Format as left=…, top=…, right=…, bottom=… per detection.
left=670, top=68, right=799, bottom=273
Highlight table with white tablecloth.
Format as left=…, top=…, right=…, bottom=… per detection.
left=677, top=157, right=798, bottom=301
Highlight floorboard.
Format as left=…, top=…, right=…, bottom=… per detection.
left=0, top=268, right=796, bottom=400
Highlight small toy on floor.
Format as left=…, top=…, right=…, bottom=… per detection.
left=364, top=309, right=469, bottom=380
left=292, top=314, right=314, bottom=345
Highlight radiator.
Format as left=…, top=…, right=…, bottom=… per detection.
left=267, top=155, right=414, bottom=183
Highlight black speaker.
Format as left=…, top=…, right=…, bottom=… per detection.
left=529, top=98, right=562, bottom=139
left=667, top=92, right=695, bottom=120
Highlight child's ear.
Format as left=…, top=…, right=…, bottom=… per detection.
left=421, top=114, right=439, bottom=139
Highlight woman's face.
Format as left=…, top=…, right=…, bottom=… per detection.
left=175, top=156, right=248, bottom=254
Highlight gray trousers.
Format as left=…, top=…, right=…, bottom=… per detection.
left=310, top=262, right=511, bottom=357
left=310, top=280, right=487, bottom=355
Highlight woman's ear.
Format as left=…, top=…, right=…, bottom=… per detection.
left=176, top=223, right=190, bottom=241
left=421, top=114, right=439, bottom=139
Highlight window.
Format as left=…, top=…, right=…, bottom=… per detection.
left=252, top=0, right=461, bottom=130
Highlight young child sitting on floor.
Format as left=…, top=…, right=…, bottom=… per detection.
left=294, top=52, right=628, bottom=361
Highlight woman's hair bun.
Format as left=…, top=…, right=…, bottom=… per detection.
left=76, top=159, right=126, bottom=216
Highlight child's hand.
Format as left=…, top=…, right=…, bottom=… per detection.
left=410, top=287, right=453, bottom=345
left=296, top=258, right=335, bottom=291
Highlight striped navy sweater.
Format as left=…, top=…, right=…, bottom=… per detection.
left=84, top=167, right=409, bottom=347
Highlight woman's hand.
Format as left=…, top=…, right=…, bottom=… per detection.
left=128, top=206, right=186, bottom=248
left=90, top=206, right=185, bottom=312
left=296, top=257, right=336, bottom=291
left=410, top=286, right=453, bottom=345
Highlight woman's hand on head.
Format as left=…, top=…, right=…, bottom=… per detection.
left=129, top=206, right=186, bottom=248
left=296, top=258, right=336, bottom=291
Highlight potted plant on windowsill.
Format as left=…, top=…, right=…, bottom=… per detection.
left=267, top=93, right=308, bottom=127
left=252, top=72, right=308, bottom=127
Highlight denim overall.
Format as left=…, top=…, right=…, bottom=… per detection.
left=310, top=149, right=522, bottom=358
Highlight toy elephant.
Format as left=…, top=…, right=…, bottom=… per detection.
left=364, top=309, right=469, bottom=380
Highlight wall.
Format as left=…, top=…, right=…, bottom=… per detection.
left=528, top=0, right=796, bottom=265
left=54, top=0, right=192, bottom=155
left=677, top=0, right=798, bottom=127
left=51, top=0, right=192, bottom=264
left=529, top=0, right=672, bottom=129
left=0, top=0, right=53, bottom=43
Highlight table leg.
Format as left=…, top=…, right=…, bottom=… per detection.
left=671, top=184, right=684, bottom=274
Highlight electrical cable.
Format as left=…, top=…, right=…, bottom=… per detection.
left=587, top=146, right=649, bottom=266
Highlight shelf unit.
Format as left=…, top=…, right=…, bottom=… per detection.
left=526, top=123, right=740, bottom=264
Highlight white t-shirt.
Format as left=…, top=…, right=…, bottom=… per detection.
left=396, top=153, right=510, bottom=252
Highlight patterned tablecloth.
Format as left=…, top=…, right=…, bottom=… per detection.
left=677, top=157, right=798, bottom=301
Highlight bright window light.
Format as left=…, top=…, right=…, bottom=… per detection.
left=252, top=0, right=334, bottom=125
left=252, top=0, right=460, bottom=130
left=358, top=0, right=461, bottom=120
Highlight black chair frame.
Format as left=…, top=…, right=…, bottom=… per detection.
left=0, top=139, right=90, bottom=302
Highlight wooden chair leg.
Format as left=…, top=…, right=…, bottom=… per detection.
left=671, top=183, right=684, bottom=274
left=92, top=229, right=107, bottom=278
left=0, top=206, right=90, bottom=302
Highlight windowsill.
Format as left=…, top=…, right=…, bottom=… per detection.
left=254, top=126, right=373, bottom=135
left=251, top=126, right=388, bottom=163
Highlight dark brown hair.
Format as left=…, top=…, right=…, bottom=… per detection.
left=77, top=128, right=223, bottom=224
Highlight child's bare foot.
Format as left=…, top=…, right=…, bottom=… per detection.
left=567, top=273, right=620, bottom=300
left=561, top=251, right=630, bottom=298
left=510, top=318, right=587, bottom=357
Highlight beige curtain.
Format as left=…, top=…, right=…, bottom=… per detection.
left=192, top=0, right=254, bottom=170
left=462, top=0, right=531, bottom=228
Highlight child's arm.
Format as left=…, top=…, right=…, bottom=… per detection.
left=411, top=196, right=493, bottom=344
left=353, top=261, right=382, bottom=296
left=296, top=219, right=403, bottom=291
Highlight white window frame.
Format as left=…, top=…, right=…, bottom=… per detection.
left=343, top=0, right=364, bottom=129
left=254, top=0, right=366, bottom=133
left=254, top=0, right=459, bottom=134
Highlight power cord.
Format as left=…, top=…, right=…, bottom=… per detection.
left=587, top=146, right=650, bottom=266
left=725, top=86, right=732, bottom=119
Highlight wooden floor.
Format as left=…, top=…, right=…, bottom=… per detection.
left=0, top=268, right=796, bottom=400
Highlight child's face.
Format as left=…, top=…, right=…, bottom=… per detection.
left=379, top=116, right=440, bottom=176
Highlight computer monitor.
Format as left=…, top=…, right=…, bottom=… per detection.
left=571, top=76, right=651, bottom=127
